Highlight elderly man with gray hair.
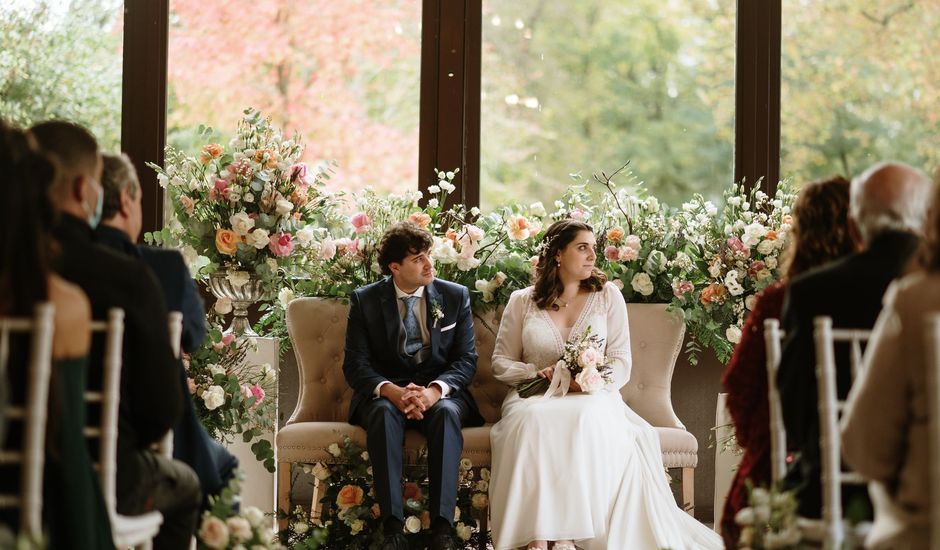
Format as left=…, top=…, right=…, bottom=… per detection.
left=776, top=161, right=934, bottom=520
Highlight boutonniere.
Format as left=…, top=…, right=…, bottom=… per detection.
left=431, top=300, right=444, bottom=327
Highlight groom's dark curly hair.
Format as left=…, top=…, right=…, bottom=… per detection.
left=377, top=221, right=434, bottom=275
left=532, top=219, right=606, bottom=310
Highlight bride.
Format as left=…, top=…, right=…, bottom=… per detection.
left=488, top=219, right=722, bottom=550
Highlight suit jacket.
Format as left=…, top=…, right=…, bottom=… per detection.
left=342, top=277, right=484, bottom=425
left=777, top=230, right=919, bottom=517
left=95, top=226, right=206, bottom=353
left=841, top=273, right=939, bottom=549
left=53, top=214, right=181, bottom=498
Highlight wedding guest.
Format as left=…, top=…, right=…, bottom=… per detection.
left=95, top=152, right=237, bottom=508
left=840, top=181, right=940, bottom=550
left=0, top=121, right=112, bottom=548
left=777, top=161, right=933, bottom=519
left=720, top=176, right=854, bottom=547
left=342, top=222, right=484, bottom=550
left=30, top=120, right=200, bottom=549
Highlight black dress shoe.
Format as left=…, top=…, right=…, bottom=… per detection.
left=428, top=532, right=459, bottom=550
left=381, top=532, right=409, bottom=550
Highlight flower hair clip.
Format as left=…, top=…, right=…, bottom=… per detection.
left=534, top=233, right=559, bottom=257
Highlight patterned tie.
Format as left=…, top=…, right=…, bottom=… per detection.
left=401, top=296, right=423, bottom=356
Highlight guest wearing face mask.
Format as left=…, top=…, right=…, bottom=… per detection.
left=30, top=121, right=201, bottom=550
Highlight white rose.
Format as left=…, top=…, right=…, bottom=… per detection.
left=292, top=521, right=309, bottom=534
left=726, top=325, right=742, bottom=344
left=428, top=198, right=439, bottom=208
left=630, top=272, right=654, bottom=296
left=242, top=506, right=265, bottom=527
left=198, top=516, right=229, bottom=549
left=244, top=192, right=255, bottom=203
left=295, top=226, right=315, bottom=247
left=765, top=256, right=778, bottom=269
left=311, top=463, right=331, bottom=481
left=734, top=506, right=755, bottom=526
left=431, top=238, right=458, bottom=264
left=574, top=366, right=606, bottom=393
left=318, top=239, right=336, bottom=260
left=278, top=288, right=295, bottom=308
left=349, top=519, right=364, bottom=535
left=745, top=294, right=757, bottom=311
left=214, top=297, right=233, bottom=315
left=227, top=270, right=251, bottom=288
left=226, top=517, right=252, bottom=542
left=756, top=239, right=775, bottom=255
left=480, top=468, right=490, bottom=480
left=327, top=443, right=342, bottom=458
left=208, top=364, right=226, bottom=377
left=404, top=515, right=421, bottom=533
left=474, top=479, right=489, bottom=492
left=455, top=522, right=472, bottom=541
left=260, top=363, right=276, bottom=383
left=741, top=222, right=768, bottom=247
left=201, top=385, right=226, bottom=410
left=456, top=255, right=480, bottom=271
left=246, top=229, right=270, bottom=249
left=474, top=280, right=495, bottom=303
left=460, top=458, right=473, bottom=471
left=470, top=206, right=480, bottom=216
left=529, top=201, right=547, bottom=217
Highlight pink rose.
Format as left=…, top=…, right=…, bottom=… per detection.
left=624, top=235, right=642, bottom=251
left=290, top=162, right=315, bottom=185
left=618, top=246, right=638, bottom=262
left=569, top=208, right=586, bottom=220
left=747, top=260, right=766, bottom=276
left=250, top=384, right=265, bottom=407
left=672, top=280, right=694, bottom=298
left=727, top=237, right=750, bottom=256
left=578, top=347, right=601, bottom=369
left=575, top=367, right=606, bottom=393
left=350, top=212, right=372, bottom=234
left=318, top=239, right=337, bottom=260
left=529, top=255, right=539, bottom=267
left=198, top=516, right=229, bottom=549
left=604, top=245, right=620, bottom=261
left=268, top=232, right=295, bottom=257
left=213, top=179, right=230, bottom=201
left=187, top=377, right=197, bottom=394
left=221, top=333, right=235, bottom=347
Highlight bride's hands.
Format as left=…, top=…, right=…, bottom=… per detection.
left=536, top=366, right=555, bottom=380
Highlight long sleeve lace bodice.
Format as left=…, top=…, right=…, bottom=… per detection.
left=491, top=282, right=632, bottom=391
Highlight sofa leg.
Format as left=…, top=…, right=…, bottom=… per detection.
left=277, top=461, right=292, bottom=531
left=681, top=467, right=695, bottom=515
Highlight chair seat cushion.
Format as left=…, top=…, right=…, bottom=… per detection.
left=656, top=427, right=698, bottom=468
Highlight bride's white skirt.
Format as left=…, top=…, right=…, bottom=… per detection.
left=489, top=391, right=723, bottom=550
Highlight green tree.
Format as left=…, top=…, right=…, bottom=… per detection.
left=0, top=0, right=123, bottom=149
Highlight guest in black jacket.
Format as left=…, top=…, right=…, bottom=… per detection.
left=777, top=161, right=934, bottom=519
left=30, top=121, right=201, bottom=550
left=95, top=152, right=237, bottom=507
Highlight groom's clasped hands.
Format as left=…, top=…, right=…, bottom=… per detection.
left=379, top=382, right=443, bottom=420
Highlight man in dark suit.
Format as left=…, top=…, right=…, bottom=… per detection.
left=31, top=121, right=201, bottom=550
left=94, top=152, right=238, bottom=508
left=778, top=162, right=933, bottom=518
left=343, top=222, right=484, bottom=550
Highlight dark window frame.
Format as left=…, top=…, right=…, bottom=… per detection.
left=126, top=0, right=781, bottom=235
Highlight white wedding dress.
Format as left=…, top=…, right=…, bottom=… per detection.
left=488, top=283, right=722, bottom=550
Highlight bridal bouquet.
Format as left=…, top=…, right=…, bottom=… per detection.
left=516, top=326, right=614, bottom=398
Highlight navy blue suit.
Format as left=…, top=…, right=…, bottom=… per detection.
left=95, top=225, right=237, bottom=507
left=343, top=277, right=483, bottom=524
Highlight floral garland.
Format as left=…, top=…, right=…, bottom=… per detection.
left=282, top=436, right=490, bottom=549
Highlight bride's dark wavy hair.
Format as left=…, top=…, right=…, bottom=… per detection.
left=532, top=219, right=606, bottom=310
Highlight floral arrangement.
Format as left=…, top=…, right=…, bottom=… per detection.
left=184, top=328, right=278, bottom=471
left=734, top=485, right=801, bottom=549
left=196, top=476, right=288, bottom=550
left=673, top=181, right=797, bottom=363
left=516, top=326, right=613, bottom=398
left=146, top=108, right=343, bottom=292
left=293, top=436, right=490, bottom=549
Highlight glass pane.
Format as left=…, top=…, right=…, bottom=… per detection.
left=480, top=0, right=736, bottom=210
left=781, top=1, right=940, bottom=184
left=0, top=0, right=124, bottom=149
left=166, top=1, right=421, bottom=195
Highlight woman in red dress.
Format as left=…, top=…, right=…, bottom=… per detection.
left=720, top=177, right=856, bottom=548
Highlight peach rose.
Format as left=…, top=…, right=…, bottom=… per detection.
left=215, top=229, right=238, bottom=256
left=765, top=229, right=778, bottom=241
left=198, top=516, right=229, bottom=548
left=506, top=215, right=530, bottom=240
left=199, top=143, right=223, bottom=164
left=606, top=226, right=625, bottom=244
left=336, top=484, right=364, bottom=510
left=180, top=195, right=195, bottom=216
left=409, top=212, right=432, bottom=229
left=699, top=283, right=727, bottom=306
left=290, top=185, right=310, bottom=208
left=371, top=503, right=381, bottom=518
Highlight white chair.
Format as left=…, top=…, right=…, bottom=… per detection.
left=763, top=318, right=787, bottom=485
left=0, top=303, right=55, bottom=540
left=924, top=313, right=940, bottom=549
left=86, top=308, right=164, bottom=550
left=813, top=315, right=871, bottom=549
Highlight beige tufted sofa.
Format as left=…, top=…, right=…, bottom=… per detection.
left=276, top=298, right=699, bottom=527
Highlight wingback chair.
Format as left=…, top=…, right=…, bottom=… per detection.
left=276, top=298, right=698, bottom=528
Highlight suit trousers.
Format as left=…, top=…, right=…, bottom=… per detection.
left=352, top=396, right=472, bottom=524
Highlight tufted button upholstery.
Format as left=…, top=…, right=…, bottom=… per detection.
left=276, top=299, right=697, bottom=514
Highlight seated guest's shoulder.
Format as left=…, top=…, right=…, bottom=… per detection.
left=139, top=245, right=187, bottom=269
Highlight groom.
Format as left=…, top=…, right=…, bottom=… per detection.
left=343, top=221, right=484, bottom=550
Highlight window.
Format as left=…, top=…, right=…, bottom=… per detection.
left=166, top=0, right=422, bottom=195
left=479, top=0, right=736, bottom=210
left=781, top=0, right=940, bottom=185
left=0, top=0, right=124, bottom=149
